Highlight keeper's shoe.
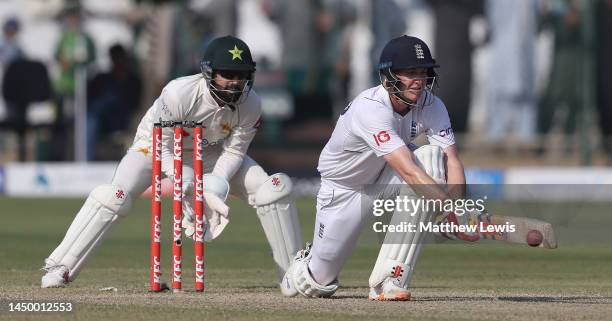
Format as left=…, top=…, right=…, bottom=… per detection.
left=368, top=278, right=411, bottom=301
left=280, top=243, right=312, bottom=297
left=41, top=265, right=69, bottom=288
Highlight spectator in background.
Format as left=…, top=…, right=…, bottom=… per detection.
left=0, top=17, right=24, bottom=65
left=536, top=0, right=583, bottom=155
left=2, top=17, right=54, bottom=162
left=262, top=0, right=334, bottom=121
left=52, top=2, right=96, bottom=160
left=486, top=0, right=538, bottom=150
left=0, top=16, right=27, bottom=161
left=54, top=4, right=96, bottom=106
left=86, top=44, right=142, bottom=161
left=0, top=17, right=25, bottom=122
left=596, top=0, right=612, bottom=159
left=2, top=60, right=53, bottom=162
left=428, top=0, right=483, bottom=139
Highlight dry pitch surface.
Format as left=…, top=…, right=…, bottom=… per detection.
left=2, top=283, right=611, bottom=321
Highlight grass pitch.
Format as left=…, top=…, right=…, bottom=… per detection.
left=0, top=197, right=610, bottom=321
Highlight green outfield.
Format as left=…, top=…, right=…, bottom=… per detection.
left=0, top=197, right=610, bottom=321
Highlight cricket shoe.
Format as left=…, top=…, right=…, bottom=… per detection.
left=41, top=265, right=69, bottom=288
left=280, top=268, right=299, bottom=297
left=368, top=278, right=411, bottom=301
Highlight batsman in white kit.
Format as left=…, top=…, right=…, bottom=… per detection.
left=281, top=35, right=467, bottom=300
left=41, top=36, right=303, bottom=288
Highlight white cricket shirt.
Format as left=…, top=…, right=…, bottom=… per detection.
left=317, top=85, right=454, bottom=188
left=131, top=74, right=262, bottom=179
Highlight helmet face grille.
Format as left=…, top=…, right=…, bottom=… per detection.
left=379, top=68, right=437, bottom=108
left=201, top=62, right=253, bottom=106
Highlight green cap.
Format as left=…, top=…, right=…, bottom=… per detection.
left=202, top=36, right=256, bottom=72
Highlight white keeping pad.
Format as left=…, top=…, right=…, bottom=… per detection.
left=45, top=184, right=132, bottom=280
left=255, top=173, right=303, bottom=279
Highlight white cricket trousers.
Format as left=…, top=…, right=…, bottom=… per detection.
left=308, top=166, right=403, bottom=285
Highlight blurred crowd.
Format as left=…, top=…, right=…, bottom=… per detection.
left=0, top=0, right=611, bottom=165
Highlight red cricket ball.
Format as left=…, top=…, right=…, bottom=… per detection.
left=526, top=230, right=543, bottom=247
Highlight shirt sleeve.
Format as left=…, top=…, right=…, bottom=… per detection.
left=212, top=92, right=262, bottom=180
left=352, top=105, right=405, bottom=157
left=423, top=98, right=455, bottom=149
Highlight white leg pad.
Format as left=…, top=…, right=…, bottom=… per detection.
left=369, top=145, right=445, bottom=288
left=255, top=173, right=303, bottom=280
left=45, top=184, right=132, bottom=281
left=368, top=207, right=430, bottom=288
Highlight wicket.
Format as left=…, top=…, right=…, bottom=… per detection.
left=151, top=120, right=205, bottom=292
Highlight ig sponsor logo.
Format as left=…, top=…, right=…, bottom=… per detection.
left=373, top=130, right=391, bottom=146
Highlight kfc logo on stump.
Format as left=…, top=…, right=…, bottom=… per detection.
left=373, top=130, right=391, bottom=146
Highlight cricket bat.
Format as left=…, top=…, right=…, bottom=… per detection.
left=437, top=210, right=558, bottom=249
